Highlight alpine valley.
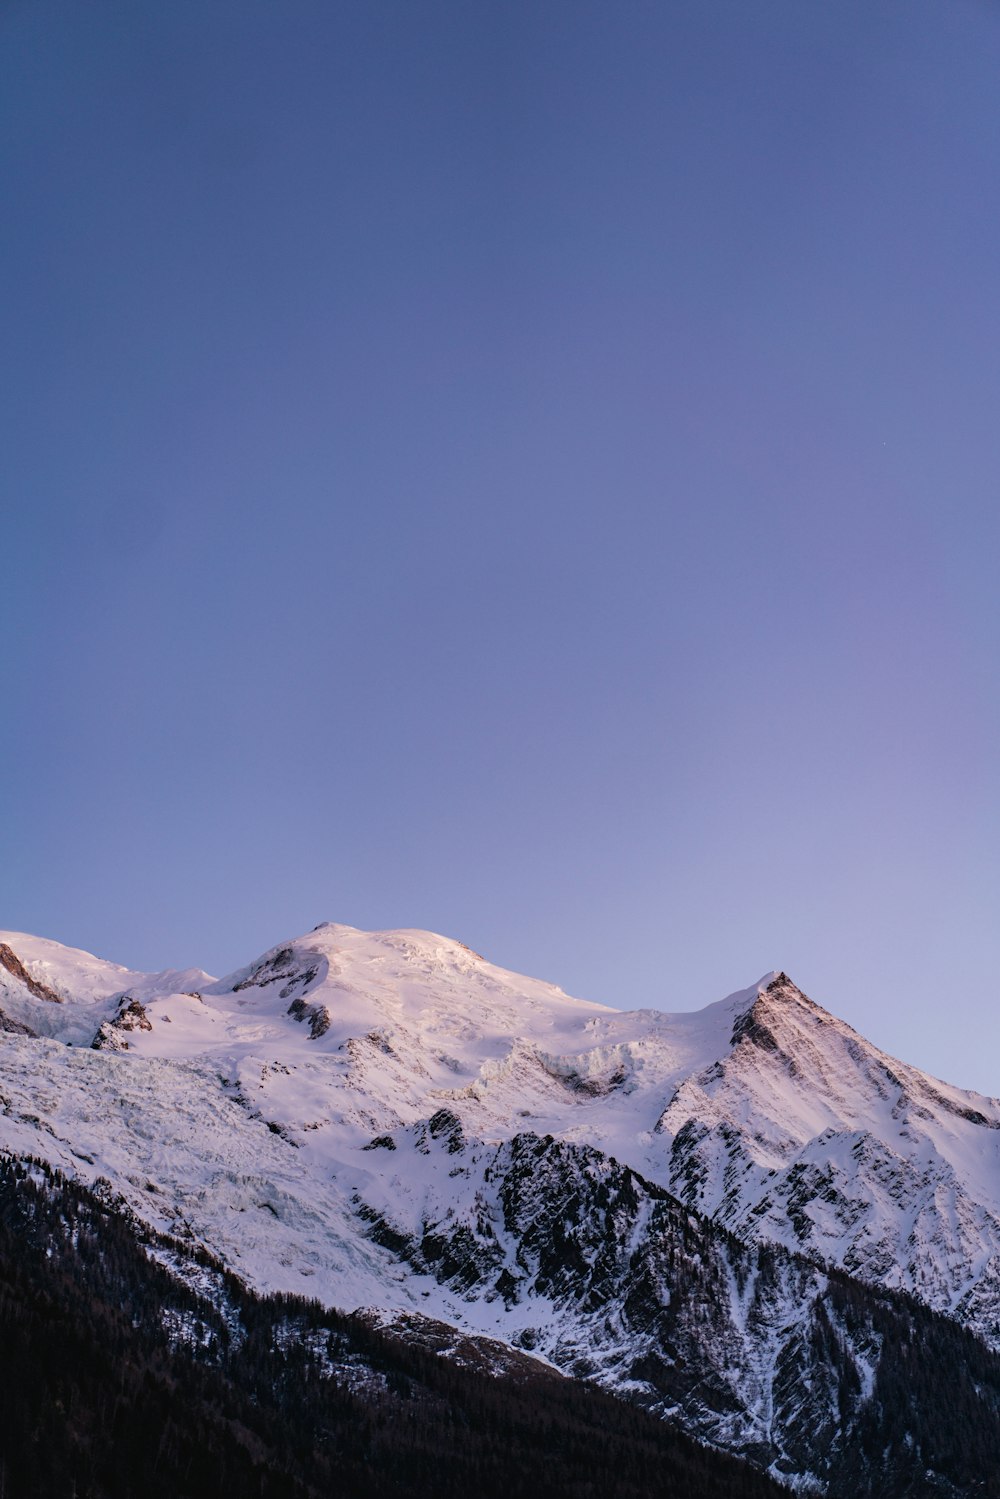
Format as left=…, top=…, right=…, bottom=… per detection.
left=1, top=923, right=999, bottom=1497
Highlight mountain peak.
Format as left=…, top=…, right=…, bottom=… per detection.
left=728, top=971, right=838, bottom=1052
left=756, top=971, right=810, bottom=1006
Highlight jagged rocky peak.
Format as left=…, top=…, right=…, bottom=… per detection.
left=728, top=970, right=830, bottom=1052
left=723, top=968, right=998, bottom=1128
left=757, top=969, right=810, bottom=1008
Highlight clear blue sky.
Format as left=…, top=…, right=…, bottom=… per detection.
left=2, top=1, right=998, bottom=1092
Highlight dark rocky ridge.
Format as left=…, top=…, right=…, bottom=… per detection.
left=355, top=1116, right=1000, bottom=1495
left=0, top=943, right=63, bottom=1004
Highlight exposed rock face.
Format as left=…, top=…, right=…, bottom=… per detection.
left=0, top=943, right=63, bottom=1004
left=0, top=1007, right=36, bottom=1036
left=91, top=997, right=153, bottom=1051
left=287, top=997, right=331, bottom=1038
left=353, top=1119, right=1000, bottom=1494
left=234, top=947, right=321, bottom=1000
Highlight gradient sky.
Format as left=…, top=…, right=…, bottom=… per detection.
left=2, top=1, right=998, bottom=1092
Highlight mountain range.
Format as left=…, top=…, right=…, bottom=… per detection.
left=1, top=922, right=998, bottom=1494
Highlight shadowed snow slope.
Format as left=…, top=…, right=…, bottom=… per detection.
left=0, top=921, right=998, bottom=1363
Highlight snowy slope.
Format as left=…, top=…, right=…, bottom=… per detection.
left=0, top=929, right=212, bottom=1045
left=0, top=921, right=998, bottom=1360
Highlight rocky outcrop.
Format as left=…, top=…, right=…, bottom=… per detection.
left=91, top=997, right=153, bottom=1051
left=0, top=944, right=63, bottom=1004
left=0, top=1007, right=36, bottom=1036
left=234, top=946, right=320, bottom=1000
left=287, top=997, right=331, bottom=1038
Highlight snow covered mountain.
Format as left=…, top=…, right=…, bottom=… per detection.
left=2, top=921, right=999, bottom=1489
